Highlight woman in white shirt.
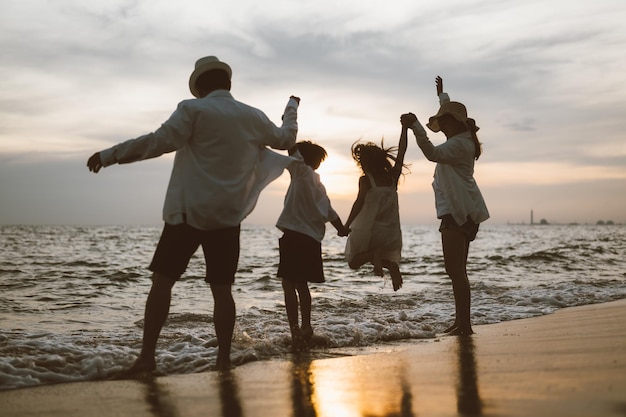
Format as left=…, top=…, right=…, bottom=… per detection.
left=402, top=77, right=489, bottom=336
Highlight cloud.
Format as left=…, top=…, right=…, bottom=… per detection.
left=1, top=0, right=625, bottom=224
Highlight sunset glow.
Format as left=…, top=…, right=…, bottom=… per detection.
left=1, top=0, right=625, bottom=225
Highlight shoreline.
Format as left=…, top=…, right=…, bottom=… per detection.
left=2, top=298, right=625, bottom=416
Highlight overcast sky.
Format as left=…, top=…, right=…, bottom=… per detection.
left=1, top=0, right=625, bottom=226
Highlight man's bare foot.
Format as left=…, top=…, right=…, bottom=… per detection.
left=447, top=326, right=474, bottom=336
left=215, top=353, right=232, bottom=372
left=443, top=322, right=458, bottom=334
left=113, top=355, right=156, bottom=379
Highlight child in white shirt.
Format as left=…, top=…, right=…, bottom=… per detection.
left=276, top=141, right=349, bottom=350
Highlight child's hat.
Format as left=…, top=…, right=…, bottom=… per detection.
left=189, top=56, right=232, bottom=98
left=426, top=101, right=469, bottom=132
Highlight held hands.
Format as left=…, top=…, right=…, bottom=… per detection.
left=436, top=76, right=443, bottom=96
left=401, top=113, right=428, bottom=138
left=400, top=113, right=417, bottom=128
left=337, top=225, right=350, bottom=237
left=87, top=152, right=103, bottom=173
left=332, top=217, right=351, bottom=237
left=289, top=95, right=301, bottom=104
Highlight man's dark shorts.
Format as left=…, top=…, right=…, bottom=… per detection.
left=149, top=223, right=240, bottom=285
left=439, top=214, right=480, bottom=242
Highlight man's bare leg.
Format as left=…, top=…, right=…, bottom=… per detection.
left=127, top=272, right=175, bottom=374
left=211, top=283, right=235, bottom=371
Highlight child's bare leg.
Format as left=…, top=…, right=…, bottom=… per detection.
left=296, top=282, right=313, bottom=339
left=382, top=260, right=402, bottom=291
left=281, top=279, right=300, bottom=331
left=282, top=279, right=306, bottom=350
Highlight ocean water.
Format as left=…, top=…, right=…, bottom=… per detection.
left=1, top=223, right=625, bottom=391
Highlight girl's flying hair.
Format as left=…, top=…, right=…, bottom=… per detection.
left=351, top=139, right=409, bottom=177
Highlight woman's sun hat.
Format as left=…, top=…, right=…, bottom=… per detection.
left=426, top=101, right=469, bottom=132
left=189, top=56, right=232, bottom=98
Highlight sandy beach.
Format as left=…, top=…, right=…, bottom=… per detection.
left=2, top=299, right=625, bottom=417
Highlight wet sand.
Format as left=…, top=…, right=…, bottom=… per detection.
left=2, top=299, right=625, bottom=417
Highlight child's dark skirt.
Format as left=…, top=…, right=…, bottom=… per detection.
left=277, top=229, right=325, bottom=283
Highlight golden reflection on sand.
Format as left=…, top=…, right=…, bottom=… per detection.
left=286, top=337, right=483, bottom=417
left=309, top=355, right=414, bottom=417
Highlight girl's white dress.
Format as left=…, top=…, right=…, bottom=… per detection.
left=345, top=174, right=402, bottom=266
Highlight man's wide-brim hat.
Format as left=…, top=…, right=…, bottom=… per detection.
left=426, top=101, right=468, bottom=132
left=189, top=56, right=232, bottom=98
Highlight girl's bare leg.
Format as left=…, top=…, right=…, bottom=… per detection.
left=381, top=259, right=402, bottom=291
left=348, top=252, right=373, bottom=270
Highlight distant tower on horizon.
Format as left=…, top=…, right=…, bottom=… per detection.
left=531, top=210, right=534, bottom=225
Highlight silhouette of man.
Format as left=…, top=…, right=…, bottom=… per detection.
left=87, top=55, right=300, bottom=372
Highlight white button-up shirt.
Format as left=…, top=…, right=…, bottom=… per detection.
left=276, top=150, right=339, bottom=242
left=100, top=90, right=299, bottom=230
left=410, top=94, right=489, bottom=226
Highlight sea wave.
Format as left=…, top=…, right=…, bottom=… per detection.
left=0, top=224, right=625, bottom=391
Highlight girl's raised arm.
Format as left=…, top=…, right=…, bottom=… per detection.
left=392, top=125, right=408, bottom=182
